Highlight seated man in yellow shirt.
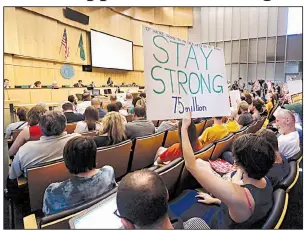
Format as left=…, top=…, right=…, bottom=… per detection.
left=226, top=108, right=240, bottom=133
left=199, top=117, right=229, bottom=147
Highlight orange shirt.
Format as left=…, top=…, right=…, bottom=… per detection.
left=160, top=142, right=202, bottom=163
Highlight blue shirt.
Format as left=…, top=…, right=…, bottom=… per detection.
left=42, top=166, right=116, bottom=215
left=98, top=108, right=107, bottom=119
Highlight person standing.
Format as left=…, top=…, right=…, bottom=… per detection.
left=4, top=79, right=10, bottom=88
left=107, top=77, right=113, bottom=87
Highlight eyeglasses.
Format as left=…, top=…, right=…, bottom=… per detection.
left=113, top=209, right=134, bottom=224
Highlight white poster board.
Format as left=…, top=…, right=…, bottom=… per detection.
left=287, top=80, right=302, bottom=96
left=142, top=26, right=231, bottom=120
left=229, top=90, right=241, bottom=109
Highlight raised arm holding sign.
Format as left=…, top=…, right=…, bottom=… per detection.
left=142, top=26, right=231, bottom=120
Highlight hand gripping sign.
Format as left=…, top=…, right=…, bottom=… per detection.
left=143, top=26, right=231, bottom=120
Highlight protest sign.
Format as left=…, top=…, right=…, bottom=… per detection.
left=142, top=26, right=231, bottom=120
left=229, top=90, right=241, bottom=109
left=291, top=93, right=302, bottom=104
left=287, top=80, right=302, bottom=96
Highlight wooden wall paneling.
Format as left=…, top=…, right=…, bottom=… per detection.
left=30, top=89, right=52, bottom=104
left=6, top=89, right=31, bottom=103
left=4, top=65, right=15, bottom=87
left=115, top=11, right=132, bottom=41
left=169, top=27, right=188, bottom=40
left=131, top=19, right=151, bottom=46
left=4, top=7, right=19, bottom=54
left=4, top=54, right=13, bottom=64
left=133, top=46, right=144, bottom=71
left=109, top=7, right=135, bottom=18
left=51, top=88, right=69, bottom=103
left=155, top=25, right=170, bottom=35
left=173, top=7, right=193, bottom=26
left=133, top=7, right=155, bottom=23
left=154, top=7, right=174, bottom=26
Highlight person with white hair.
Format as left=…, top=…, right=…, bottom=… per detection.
left=226, top=108, right=240, bottom=133
left=275, top=109, right=300, bottom=159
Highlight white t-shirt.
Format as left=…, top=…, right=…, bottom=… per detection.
left=76, top=101, right=92, bottom=114
left=74, top=121, right=102, bottom=134
left=278, top=131, right=300, bottom=159
left=5, top=121, right=28, bottom=139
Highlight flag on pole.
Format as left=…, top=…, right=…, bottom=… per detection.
left=61, top=28, right=70, bottom=59
left=78, top=34, right=86, bottom=61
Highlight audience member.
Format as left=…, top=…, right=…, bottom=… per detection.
left=125, top=106, right=155, bottom=139
left=91, top=98, right=107, bottom=119
left=122, top=93, right=133, bottom=109
left=73, top=80, right=85, bottom=88
left=76, top=93, right=92, bottom=114
left=9, top=106, right=47, bottom=156
left=136, top=92, right=146, bottom=108
left=4, top=79, right=10, bottom=88
left=74, top=106, right=101, bottom=133
left=62, top=102, right=83, bottom=123
left=107, top=77, right=113, bottom=87
left=198, top=117, right=229, bottom=147
left=107, top=103, right=119, bottom=112
left=31, top=81, right=42, bottom=88
left=9, top=111, right=80, bottom=179
left=275, top=109, right=300, bottom=159
left=52, top=80, right=59, bottom=89
left=5, top=107, right=28, bottom=139
left=259, top=129, right=290, bottom=188
left=265, top=93, right=275, bottom=115
left=117, top=170, right=210, bottom=229
left=116, top=101, right=128, bottom=117
left=94, top=112, right=126, bottom=148
left=132, top=96, right=141, bottom=108
left=68, top=95, right=77, bottom=111
left=243, top=92, right=252, bottom=105
left=155, top=120, right=201, bottom=164
left=226, top=108, right=240, bottom=133
left=42, top=136, right=116, bottom=215
left=156, top=120, right=178, bottom=133
left=110, top=95, right=117, bottom=104
left=177, top=114, right=275, bottom=228
left=237, top=101, right=253, bottom=127
left=251, top=99, right=263, bottom=121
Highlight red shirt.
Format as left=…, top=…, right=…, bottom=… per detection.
left=159, top=142, right=202, bottom=163
left=29, top=125, right=43, bottom=141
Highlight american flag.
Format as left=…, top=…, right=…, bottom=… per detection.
left=61, top=29, right=69, bottom=59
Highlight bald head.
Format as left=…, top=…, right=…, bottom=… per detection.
left=117, top=170, right=168, bottom=229
left=126, top=93, right=133, bottom=100
left=275, top=109, right=296, bottom=135
left=91, top=98, right=102, bottom=109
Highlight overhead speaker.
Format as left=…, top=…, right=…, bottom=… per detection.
left=82, top=65, right=92, bottom=72
left=63, top=7, right=89, bottom=25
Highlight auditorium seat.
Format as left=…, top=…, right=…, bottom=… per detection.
left=12, top=129, right=23, bottom=141
left=129, top=132, right=165, bottom=172
left=96, top=140, right=132, bottom=180
left=232, top=126, right=248, bottom=141
left=152, top=120, right=160, bottom=127
left=210, top=134, right=234, bottom=160
left=246, top=121, right=258, bottom=134
left=261, top=189, right=288, bottom=229
left=287, top=149, right=302, bottom=162
left=125, top=114, right=133, bottom=122
left=27, top=159, right=71, bottom=212
left=277, top=161, right=299, bottom=192
left=203, top=118, right=214, bottom=130
left=195, top=120, right=206, bottom=136
left=163, top=130, right=179, bottom=148
left=23, top=187, right=118, bottom=229
left=65, top=123, right=77, bottom=134
left=155, top=158, right=184, bottom=199
left=194, top=143, right=215, bottom=160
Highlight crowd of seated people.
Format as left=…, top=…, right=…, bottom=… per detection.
left=4, top=85, right=302, bottom=229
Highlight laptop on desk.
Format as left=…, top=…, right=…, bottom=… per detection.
left=69, top=192, right=123, bottom=229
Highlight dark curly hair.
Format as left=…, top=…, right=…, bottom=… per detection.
left=232, top=134, right=275, bottom=180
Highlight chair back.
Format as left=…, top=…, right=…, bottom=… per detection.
left=203, top=118, right=214, bottom=131
left=96, top=140, right=132, bottom=180
left=12, top=129, right=23, bottom=141
left=233, top=126, right=248, bottom=141
left=27, top=159, right=71, bottom=212
left=195, top=121, right=206, bottom=136
left=152, top=120, right=160, bottom=127
left=81, top=131, right=98, bottom=137
left=163, top=130, right=179, bottom=148
left=261, top=189, right=288, bottom=229
left=130, top=132, right=165, bottom=171
left=40, top=187, right=118, bottom=229
left=194, top=144, right=215, bottom=160
left=65, top=123, right=77, bottom=134
left=210, top=134, right=234, bottom=160
left=246, top=121, right=258, bottom=134
left=277, top=161, right=298, bottom=191
left=155, top=158, right=184, bottom=199
left=125, top=114, right=133, bottom=122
